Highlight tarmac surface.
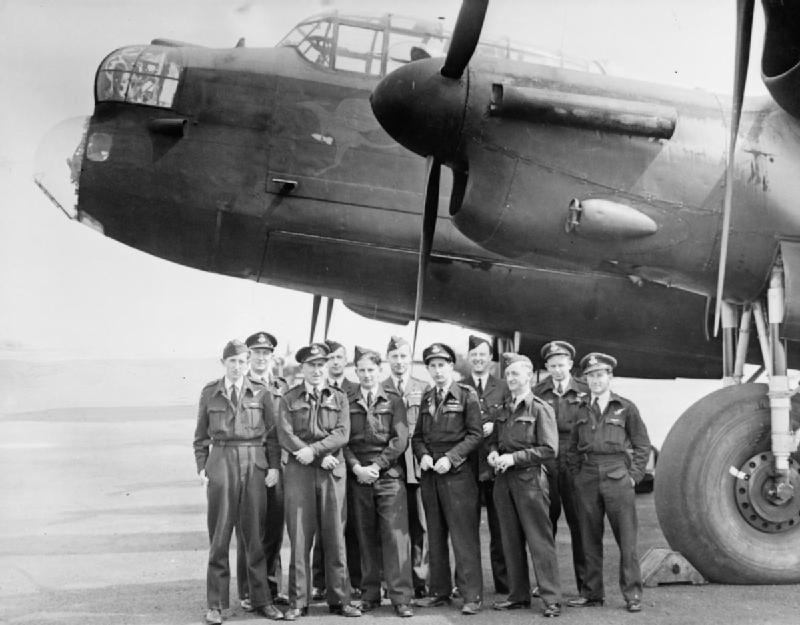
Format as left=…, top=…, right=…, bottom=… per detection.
left=1, top=404, right=798, bottom=625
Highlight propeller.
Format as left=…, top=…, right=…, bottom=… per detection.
left=441, top=0, right=489, bottom=79
left=309, top=294, right=335, bottom=343
left=411, top=156, right=441, bottom=356
left=324, top=297, right=334, bottom=340
left=409, top=0, right=488, bottom=357
left=310, top=294, right=321, bottom=344
left=713, top=0, right=755, bottom=335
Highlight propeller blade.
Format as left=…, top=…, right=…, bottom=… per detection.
left=412, top=156, right=441, bottom=357
left=310, top=294, right=321, bottom=344
left=713, top=0, right=754, bottom=336
left=441, top=0, right=489, bottom=79
left=324, top=297, right=334, bottom=340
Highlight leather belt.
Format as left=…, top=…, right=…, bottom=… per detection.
left=212, top=439, right=262, bottom=447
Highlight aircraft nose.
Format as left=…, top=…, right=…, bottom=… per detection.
left=370, top=58, right=467, bottom=164
left=34, top=116, right=90, bottom=220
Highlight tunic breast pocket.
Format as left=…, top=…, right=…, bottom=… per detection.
left=604, top=415, right=628, bottom=446
left=367, top=409, right=392, bottom=442
left=208, top=408, right=228, bottom=434
left=288, top=403, right=311, bottom=435
left=244, top=402, right=263, bottom=429
left=510, top=415, right=536, bottom=442
left=438, top=405, right=464, bottom=433
left=318, top=406, right=340, bottom=430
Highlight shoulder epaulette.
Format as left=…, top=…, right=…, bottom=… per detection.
left=202, top=379, right=220, bottom=390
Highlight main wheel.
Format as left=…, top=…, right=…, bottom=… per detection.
left=654, top=383, right=800, bottom=583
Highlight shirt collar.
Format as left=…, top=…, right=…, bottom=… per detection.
left=304, top=381, right=324, bottom=397
left=225, top=377, right=244, bottom=393
left=472, top=372, right=490, bottom=387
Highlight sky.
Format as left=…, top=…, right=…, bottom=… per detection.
left=0, top=0, right=768, bottom=360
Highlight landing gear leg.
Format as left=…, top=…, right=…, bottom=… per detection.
left=654, top=262, right=800, bottom=584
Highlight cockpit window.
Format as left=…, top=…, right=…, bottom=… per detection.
left=277, top=12, right=605, bottom=77
left=334, top=24, right=383, bottom=75
left=96, top=45, right=182, bottom=107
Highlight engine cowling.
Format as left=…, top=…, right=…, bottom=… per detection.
left=762, top=1, right=800, bottom=119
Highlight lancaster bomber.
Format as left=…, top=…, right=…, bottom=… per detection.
left=35, top=0, right=800, bottom=585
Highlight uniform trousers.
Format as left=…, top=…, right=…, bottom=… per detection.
left=493, top=465, right=561, bottom=606
left=348, top=475, right=413, bottom=605
left=284, top=460, right=350, bottom=607
left=205, top=445, right=270, bottom=610
left=420, top=467, right=482, bottom=603
left=479, top=478, right=508, bottom=593
left=311, top=501, right=361, bottom=594
left=406, top=483, right=429, bottom=592
left=547, top=440, right=586, bottom=591
left=236, top=472, right=284, bottom=600
left=574, top=458, right=642, bottom=602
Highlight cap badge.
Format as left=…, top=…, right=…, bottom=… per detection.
left=311, top=346, right=320, bottom=354
left=588, top=355, right=598, bottom=365
left=258, top=334, right=266, bottom=343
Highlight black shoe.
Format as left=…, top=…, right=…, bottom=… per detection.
left=543, top=603, right=561, bottom=618
left=492, top=600, right=531, bottom=610
left=254, top=605, right=285, bottom=620
left=274, top=593, right=290, bottom=606
left=413, top=586, right=428, bottom=599
left=461, top=601, right=482, bottom=615
left=329, top=604, right=362, bottom=617
left=358, top=600, right=380, bottom=613
left=394, top=604, right=414, bottom=617
left=567, top=597, right=604, bottom=607
left=415, top=595, right=450, bottom=608
left=626, top=600, right=642, bottom=613
left=311, top=587, right=326, bottom=601
left=282, top=607, right=307, bottom=621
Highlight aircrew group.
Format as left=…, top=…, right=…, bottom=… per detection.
left=193, top=333, right=651, bottom=624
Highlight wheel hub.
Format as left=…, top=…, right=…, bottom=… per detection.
left=734, top=452, right=800, bottom=533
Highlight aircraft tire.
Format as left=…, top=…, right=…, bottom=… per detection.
left=654, top=382, right=800, bottom=583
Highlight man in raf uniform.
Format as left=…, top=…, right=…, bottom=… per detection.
left=278, top=342, right=361, bottom=619
left=567, top=353, right=651, bottom=614
left=382, top=335, right=430, bottom=599
left=534, top=340, right=589, bottom=593
left=193, top=340, right=284, bottom=624
left=412, top=342, right=484, bottom=615
left=310, top=339, right=362, bottom=601
left=462, top=335, right=508, bottom=596
left=345, top=346, right=414, bottom=617
left=488, top=353, right=561, bottom=618
left=236, top=331, right=290, bottom=610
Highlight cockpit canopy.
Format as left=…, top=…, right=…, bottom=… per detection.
left=95, top=45, right=182, bottom=108
left=278, top=11, right=606, bottom=77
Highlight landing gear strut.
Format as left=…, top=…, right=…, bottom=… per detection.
left=655, top=260, right=800, bottom=583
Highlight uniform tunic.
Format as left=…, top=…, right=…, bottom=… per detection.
left=344, top=386, right=412, bottom=605
left=236, top=375, right=289, bottom=603
left=193, top=377, right=280, bottom=610
left=383, top=374, right=430, bottom=594
left=411, top=382, right=483, bottom=603
left=567, top=392, right=651, bottom=603
left=312, top=377, right=361, bottom=593
left=463, top=373, right=509, bottom=594
left=534, top=375, right=589, bottom=591
left=490, top=391, right=561, bottom=606
left=278, top=384, right=351, bottom=608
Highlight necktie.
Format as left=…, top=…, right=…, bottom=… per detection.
left=230, top=385, right=238, bottom=407
left=367, top=391, right=373, bottom=408
left=592, top=396, right=600, bottom=415
left=556, top=381, right=563, bottom=396
left=331, top=380, right=340, bottom=390
left=476, top=378, right=483, bottom=397
left=396, top=378, right=404, bottom=395
left=436, top=388, right=444, bottom=408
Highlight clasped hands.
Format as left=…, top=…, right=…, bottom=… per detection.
left=419, top=454, right=452, bottom=474
left=487, top=450, right=515, bottom=473
left=293, top=446, right=339, bottom=471
left=353, top=463, right=380, bottom=484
